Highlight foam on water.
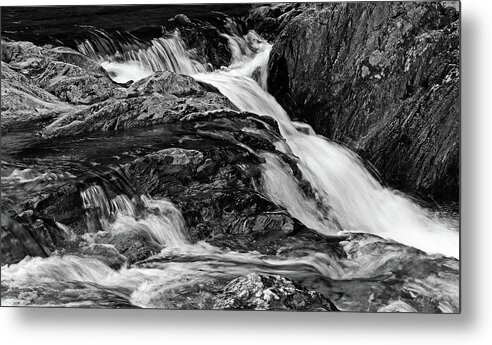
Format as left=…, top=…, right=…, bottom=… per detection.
left=93, top=30, right=459, bottom=258
left=193, top=35, right=459, bottom=258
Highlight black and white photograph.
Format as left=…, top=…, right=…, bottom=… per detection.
left=1, top=1, right=461, bottom=313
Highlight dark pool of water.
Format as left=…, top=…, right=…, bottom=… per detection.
left=1, top=5, right=251, bottom=48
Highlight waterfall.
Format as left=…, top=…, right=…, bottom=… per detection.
left=95, top=30, right=459, bottom=258
left=192, top=35, right=459, bottom=259
left=79, top=30, right=207, bottom=83
left=81, top=185, right=188, bottom=247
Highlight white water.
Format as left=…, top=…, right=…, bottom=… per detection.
left=92, top=32, right=206, bottom=83
left=94, top=30, right=458, bottom=258
left=81, top=185, right=187, bottom=247
left=192, top=34, right=459, bottom=259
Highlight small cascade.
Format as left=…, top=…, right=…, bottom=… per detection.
left=80, top=184, right=188, bottom=247
left=78, top=29, right=207, bottom=83
left=76, top=28, right=150, bottom=61
left=121, top=33, right=206, bottom=75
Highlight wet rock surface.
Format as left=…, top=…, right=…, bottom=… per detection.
left=214, top=272, right=338, bottom=311
left=250, top=2, right=459, bottom=201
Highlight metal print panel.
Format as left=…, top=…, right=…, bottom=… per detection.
left=0, top=2, right=460, bottom=312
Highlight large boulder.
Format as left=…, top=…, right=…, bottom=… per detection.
left=1, top=38, right=120, bottom=129
left=41, top=72, right=236, bottom=138
left=1, top=64, right=75, bottom=130
left=252, top=2, right=459, bottom=200
left=34, top=61, right=123, bottom=105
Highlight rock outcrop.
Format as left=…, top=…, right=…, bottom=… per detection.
left=1, top=38, right=120, bottom=130
left=40, top=71, right=237, bottom=138
left=1, top=63, right=74, bottom=129
left=250, top=2, right=459, bottom=201
left=214, top=273, right=338, bottom=311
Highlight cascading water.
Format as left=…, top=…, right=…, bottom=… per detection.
left=81, top=184, right=188, bottom=247
left=84, top=29, right=458, bottom=258
left=192, top=34, right=459, bottom=259
left=1, top=25, right=459, bottom=310
left=79, top=30, right=207, bottom=83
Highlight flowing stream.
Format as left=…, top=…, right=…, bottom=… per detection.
left=1, top=28, right=459, bottom=310
left=194, top=34, right=460, bottom=259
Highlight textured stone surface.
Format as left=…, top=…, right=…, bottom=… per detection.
left=214, top=273, right=338, bottom=311
left=251, top=2, right=459, bottom=200
left=41, top=72, right=236, bottom=138
left=1, top=64, right=74, bottom=129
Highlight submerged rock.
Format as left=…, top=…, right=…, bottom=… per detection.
left=252, top=2, right=459, bottom=201
left=94, top=231, right=161, bottom=265
left=214, top=272, right=338, bottom=311
left=79, top=243, right=128, bottom=270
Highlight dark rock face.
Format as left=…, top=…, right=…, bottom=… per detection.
left=214, top=272, right=338, bottom=311
left=1, top=211, right=74, bottom=265
left=122, top=118, right=296, bottom=246
left=252, top=2, right=459, bottom=201
left=164, top=13, right=241, bottom=69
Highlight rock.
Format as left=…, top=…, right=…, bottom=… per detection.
left=213, top=272, right=338, bottom=311
left=120, top=115, right=300, bottom=246
left=79, top=243, right=127, bottom=270
left=94, top=230, right=161, bottom=265
left=254, top=2, right=459, bottom=201
left=41, top=72, right=236, bottom=138
left=164, top=12, right=243, bottom=69
left=1, top=64, right=75, bottom=130
left=0, top=211, right=74, bottom=265
left=246, top=3, right=303, bottom=41
left=1, top=212, right=48, bottom=265
left=1, top=38, right=120, bottom=129
left=1, top=38, right=107, bottom=77
left=1, top=38, right=51, bottom=72
left=34, top=61, right=121, bottom=105
left=128, top=70, right=214, bottom=97
left=378, top=300, right=418, bottom=313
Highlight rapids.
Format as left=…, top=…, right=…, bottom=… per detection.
left=193, top=34, right=460, bottom=259
left=83, top=31, right=459, bottom=258
left=1, top=26, right=459, bottom=311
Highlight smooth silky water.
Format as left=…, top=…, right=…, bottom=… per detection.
left=1, top=30, right=459, bottom=309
